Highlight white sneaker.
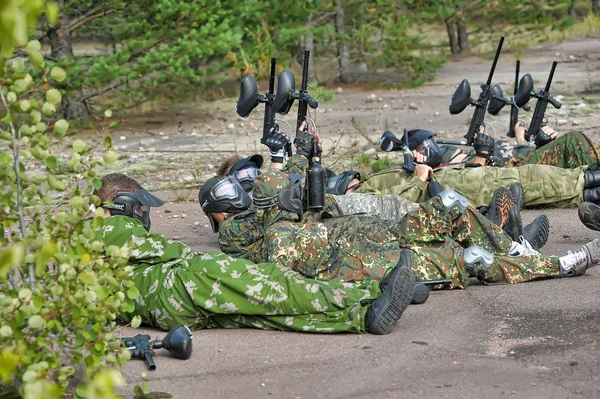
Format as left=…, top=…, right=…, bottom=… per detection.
left=508, top=236, right=541, bottom=257
left=559, top=239, right=600, bottom=276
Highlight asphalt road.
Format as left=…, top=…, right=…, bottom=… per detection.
left=119, top=202, right=600, bottom=399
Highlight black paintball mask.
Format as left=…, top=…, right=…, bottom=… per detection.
left=326, top=170, right=361, bottom=195
left=227, top=155, right=263, bottom=193
left=104, top=188, right=165, bottom=231
left=199, top=176, right=252, bottom=233
left=403, top=129, right=443, bottom=167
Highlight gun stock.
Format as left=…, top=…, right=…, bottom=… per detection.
left=463, top=37, right=505, bottom=145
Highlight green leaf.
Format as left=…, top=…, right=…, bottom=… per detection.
left=72, top=139, right=86, bottom=153
left=130, top=315, right=142, bottom=328
left=30, top=110, right=42, bottom=124
left=0, top=244, right=25, bottom=282
left=28, top=315, right=46, bottom=330
left=103, top=150, right=117, bottom=164
left=126, top=287, right=140, bottom=300
left=19, top=100, right=31, bottom=112
left=46, top=156, right=57, bottom=170
left=29, top=50, right=44, bottom=69
left=26, top=40, right=41, bottom=53
left=50, top=66, right=67, bottom=82
left=6, top=92, right=17, bottom=103
left=46, top=2, right=59, bottom=25
left=42, top=102, right=56, bottom=115
left=0, top=326, right=12, bottom=337
left=103, top=136, right=112, bottom=149
left=53, top=119, right=69, bottom=137
left=13, top=79, right=29, bottom=93
left=12, top=58, right=25, bottom=72
left=0, top=349, right=20, bottom=383
left=69, top=195, right=85, bottom=209
left=45, top=89, right=62, bottom=105
left=79, top=271, right=98, bottom=285
left=104, top=109, right=112, bottom=118
left=108, top=121, right=120, bottom=129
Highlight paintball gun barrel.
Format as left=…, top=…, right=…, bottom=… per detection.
left=464, top=36, right=504, bottom=145
left=526, top=61, right=562, bottom=146
left=296, top=50, right=319, bottom=130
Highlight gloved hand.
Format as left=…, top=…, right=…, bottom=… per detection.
left=473, top=133, right=495, bottom=160
left=264, top=124, right=290, bottom=163
left=294, top=128, right=316, bottom=159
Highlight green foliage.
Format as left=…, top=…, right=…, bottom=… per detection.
left=1, top=5, right=138, bottom=395
left=370, top=159, right=392, bottom=173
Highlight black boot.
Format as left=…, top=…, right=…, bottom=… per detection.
left=522, top=215, right=550, bottom=251
left=502, top=205, right=524, bottom=241
left=583, top=187, right=600, bottom=203
left=579, top=202, right=600, bottom=231
left=508, top=183, right=524, bottom=211
left=365, top=250, right=415, bottom=335
left=584, top=169, right=600, bottom=189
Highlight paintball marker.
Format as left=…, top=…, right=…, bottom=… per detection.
left=402, top=128, right=415, bottom=174
left=273, top=50, right=324, bottom=210
left=235, top=57, right=293, bottom=156
left=513, top=61, right=562, bottom=147
left=506, top=60, right=531, bottom=138
left=120, top=325, right=193, bottom=371
left=449, top=36, right=505, bottom=145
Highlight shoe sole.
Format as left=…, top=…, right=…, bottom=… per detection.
left=584, top=239, right=600, bottom=265
left=370, top=251, right=415, bottom=334
left=487, top=187, right=512, bottom=229
left=526, top=215, right=550, bottom=251
left=578, top=202, right=600, bottom=232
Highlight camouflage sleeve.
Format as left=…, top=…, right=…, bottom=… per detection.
left=282, top=154, right=309, bottom=175
left=98, top=216, right=193, bottom=264
left=218, top=211, right=268, bottom=264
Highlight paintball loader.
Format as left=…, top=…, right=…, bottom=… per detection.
left=513, top=61, right=562, bottom=147
left=121, top=325, right=193, bottom=371
left=449, top=36, right=505, bottom=145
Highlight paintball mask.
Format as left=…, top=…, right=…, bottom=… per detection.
left=199, top=176, right=252, bottom=233
left=404, top=129, right=443, bottom=167
left=104, top=188, right=165, bottom=231
left=326, top=170, right=361, bottom=195
left=228, top=155, right=263, bottom=193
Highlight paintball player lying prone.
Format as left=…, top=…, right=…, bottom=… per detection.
left=94, top=173, right=416, bottom=335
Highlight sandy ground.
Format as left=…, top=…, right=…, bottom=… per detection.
left=110, top=34, right=600, bottom=398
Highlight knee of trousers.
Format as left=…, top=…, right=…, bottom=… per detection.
left=464, top=245, right=494, bottom=281
left=437, top=189, right=468, bottom=217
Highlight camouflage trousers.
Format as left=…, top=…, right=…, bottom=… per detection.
left=509, top=131, right=600, bottom=170
left=320, top=197, right=561, bottom=290
left=397, top=197, right=561, bottom=289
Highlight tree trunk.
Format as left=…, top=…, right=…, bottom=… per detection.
left=457, top=17, right=469, bottom=56
left=46, top=0, right=92, bottom=120
left=592, top=0, right=600, bottom=17
left=305, top=14, right=318, bottom=83
left=334, top=0, right=354, bottom=84
left=568, top=0, right=575, bottom=16
left=445, top=18, right=459, bottom=56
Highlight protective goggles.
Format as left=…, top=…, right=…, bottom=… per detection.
left=233, top=164, right=261, bottom=183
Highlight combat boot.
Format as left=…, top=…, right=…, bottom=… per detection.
left=485, top=186, right=513, bottom=229
left=559, top=239, right=600, bottom=276
left=502, top=205, right=524, bottom=241
left=521, top=214, right=550, bottom=251
left=583, top=187, right=600, bottom=204
left=584, top=169, right=600, bottom=188
left=365, top=250, right=415, bottom=335
left=578, top=202, right=600, bottom=231
left=508, top=183, right=524, bottom=211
